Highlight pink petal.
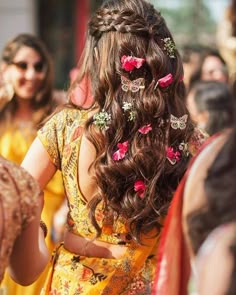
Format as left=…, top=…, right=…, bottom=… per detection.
left=121, top=55, right=127, bottom=63
left=133, top=57, right=145, bottom=69
left=138, top=124, right=152, bottom=134
left=175, top=151, right=181, bottom=162
left=166, top=147, right=175, bottom=159
left=121, top=55, right=145, bottom=72
left=138, top=191, right=145, bottom=199
left=158, top=73, right=173, bottom=88
left=112, top=150, right=126, bottom=161
left=134, top=180, right=146, bottom=198
left=117, top=141, right=129, bottom=152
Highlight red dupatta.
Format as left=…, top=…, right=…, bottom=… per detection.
left=152, top=133, right=220, bottom=295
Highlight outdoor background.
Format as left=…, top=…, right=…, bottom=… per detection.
left=0, top=0, right=230, bottom=90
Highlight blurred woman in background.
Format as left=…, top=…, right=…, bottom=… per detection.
left=186, top=80, right=234, bottom=136
left=0, top=33, right=66, bottom=295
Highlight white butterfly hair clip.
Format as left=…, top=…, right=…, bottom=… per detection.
left=170, top=114, right=188, bottom=130
left=121, top=76, right=145, bottom=93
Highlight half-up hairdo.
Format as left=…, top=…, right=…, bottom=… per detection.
left=74, top=0, right=194, bottom=243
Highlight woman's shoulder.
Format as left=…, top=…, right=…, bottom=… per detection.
left=55, top=107, right=88, bottom=121
left=195, top=222, right=236, bottom=295
left=41, top=107, right=89, bottom=131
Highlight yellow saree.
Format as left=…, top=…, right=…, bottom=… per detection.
left=0, top=122, right=65, bottom=295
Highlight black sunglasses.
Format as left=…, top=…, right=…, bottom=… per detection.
left=10, top=61, right=46, bottom=73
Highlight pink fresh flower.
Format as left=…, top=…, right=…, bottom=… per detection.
left=134, top=180, right=146, bottom=198
left=112, top=141, right=129, bottom=161
left=166, top=147, right=181, bottom=164
left=121, top=55, right=145, bottom=72
left=158, top=73, right=173, bottom=88
left=138, top=124, right=152, bottom=134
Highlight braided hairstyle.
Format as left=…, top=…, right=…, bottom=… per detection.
left=71, top=0, right=194, bottom=243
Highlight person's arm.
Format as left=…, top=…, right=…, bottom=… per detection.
left=8, top=199, right=49, bottom=285
left=8, top=137, right=57, bottom=285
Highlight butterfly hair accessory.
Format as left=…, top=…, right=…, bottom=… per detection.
left=162, top=37, right=176, bottom=58
left=154, top=73, right=173, bottom=90
left=93, top=109, right=111, bottom=130
left=121, top=76, right=145, bottom=93
left=121, top=55, right=145, bottom=72
left=170, top=114, right=188, bottom=130
left=122, top=101, right=136, bottom=121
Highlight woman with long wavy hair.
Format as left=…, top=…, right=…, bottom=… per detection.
left=18, top=0, right=205, bottom=293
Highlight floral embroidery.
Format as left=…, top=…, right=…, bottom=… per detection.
left=121, top=55, right=145, bottom=72
left=138, top=124, right=152, bottom=134
left=134, top=180, right=146, bottom=198
left=113, top=141, right=129, bottom=161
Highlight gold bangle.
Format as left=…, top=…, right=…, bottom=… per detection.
left=40, top=220, right=48, bottom=238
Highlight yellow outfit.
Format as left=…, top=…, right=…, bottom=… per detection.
left=0, top=121, right=65, bottom=295
left=38, top=108, right=160, bottom=295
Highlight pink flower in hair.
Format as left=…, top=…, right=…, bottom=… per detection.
left=112, top=141, right=129, bottom=161
left=138, top=124, right=152, bottom=134
left=134, top=180, right=146, bottom=198
left=158, top=73, right=173, bottom=88
left=121, top=55, right=145, bottom=72
left=166, top=147, right=181, bottom=165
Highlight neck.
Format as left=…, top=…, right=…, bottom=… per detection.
left=15, top=97, right=33, bottom=121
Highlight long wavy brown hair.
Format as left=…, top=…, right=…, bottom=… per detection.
left=0, top=33, right=54, bottom=129
left=69, top=0, right=194, bottom=243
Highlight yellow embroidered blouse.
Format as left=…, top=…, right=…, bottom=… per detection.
left=38, top=108, right=159, bottom=295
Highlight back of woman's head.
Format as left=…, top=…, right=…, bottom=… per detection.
left=190, top=80, right=234, bottom=135
left=1, top=33, right=54, bottom=112
left=72, top=0, right=194, bottom=242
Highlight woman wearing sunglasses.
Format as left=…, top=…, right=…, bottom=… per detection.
left=0, top=33, right=66, bottom=295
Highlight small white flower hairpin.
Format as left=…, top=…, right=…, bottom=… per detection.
left=162, top=37, right=176, bottom=58
left=93, top=109, right=111, bottom=130
left=122, top=101, right=136, bottom=121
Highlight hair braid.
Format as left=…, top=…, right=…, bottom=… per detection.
left=89, top=9, right=149, bottom=40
